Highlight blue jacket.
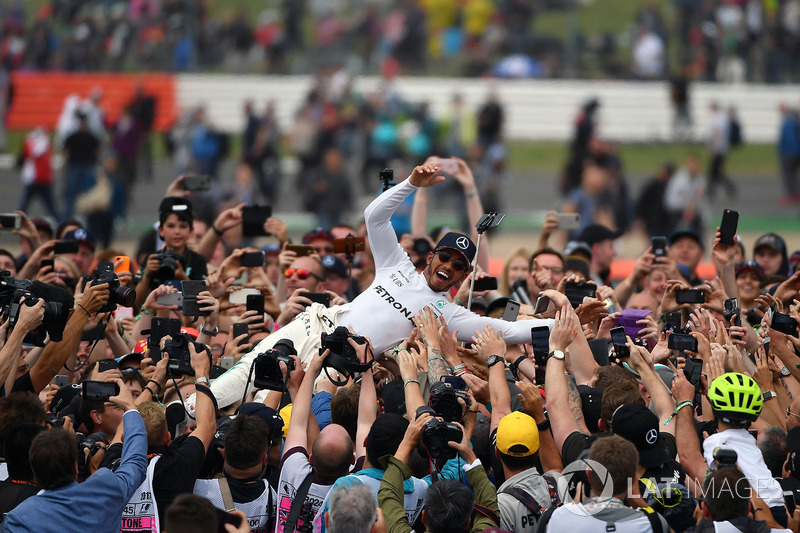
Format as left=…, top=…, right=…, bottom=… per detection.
left=5, top=410, right=148, bottom=532
left=779, top=115, right=800, bottom=158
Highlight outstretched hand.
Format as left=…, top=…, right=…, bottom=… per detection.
left=409, top=164, right=445, bottom=188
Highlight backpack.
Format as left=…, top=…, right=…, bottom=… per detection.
left=499, top=472, right=562, bottom=518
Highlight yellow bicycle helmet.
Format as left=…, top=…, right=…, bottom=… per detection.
left=707, top=372, right=763, bottom=423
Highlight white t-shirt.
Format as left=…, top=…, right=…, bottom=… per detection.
left=275, top=448, right=333, bottom=533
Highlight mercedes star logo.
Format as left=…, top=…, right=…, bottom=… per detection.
left=455, top=236, right=469, bottom=250
left=645, top=428, right=658, bottom=445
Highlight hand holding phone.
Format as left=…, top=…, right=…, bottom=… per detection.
left=610, top=326, right=629, bottom=360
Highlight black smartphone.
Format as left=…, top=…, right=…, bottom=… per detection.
left=473, top=277, right=498, bottom=292
left=588, top=338, right=610, bottom=366
left=97, top=359, right=118, bottom=373
left=771, top=311, right=799, bottom=338
left=241, top=205, right=272, bottom=237
left=180, top=280, right=209, bottom=317
left=81, top=321, right=106, bottom=342
left=651, top=236, right=667, bottom=258
left=149, top=317, right=182, bottom=363
left=668, top=333, right=698, bottom=352
left=240, top=251, right=266, bottom=268
left=246, top=294, right=264, bottom=316
left=304, top=292, right=331, bottom=307
left=662, top=311, right=682, bottom=332
left=54, top=241, right=80, bottom=255
left=675, top=289, right=705, bottom=304
left=531, top=326, right=550, bottom=367
left=53, top=375, right=70, bottom=388
left=441, top=375, right=468, bottom=390
left=82, top=380, right=120, bottom=402
left=763, top=337, right=771, bottom=357
left=719, top=209, right=739, bottom=246
left=286, top=244, right=315, bottom=256
left=610, top=326, right=629, bottom=360
left=216, top=507, right=243, bottom=531
left=0, top=213, right=21, bottom=230
left=533, top=296, right=550, bottom=316
left=565, top=281, right=596, bottom=308
left=232, top=322, right=250, bottom=346
left=502, top=300, right=520, bottom=321
left=684, top=357, right=703, bottom=388
left=723, top=298, right=741, bottom=327
left=40, top=258, right=54, bottom=270
left=181, top=174, right=211, bottom=192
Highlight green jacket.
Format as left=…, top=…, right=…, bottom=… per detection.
left=378, top=456, right=499, bottom=533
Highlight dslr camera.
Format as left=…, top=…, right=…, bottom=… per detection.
left=420, top=417, right=463, bottom=461
left=713, top=446, right=738, bottom=469
left=428, top=381, right=469, bottom=423
left=87, top=261, right=135, bottom=313
left=164, top=332, right=208, bottom=376
left=253, top=339, right=297, bottom=391
left=154, top=249, right=183, bottom=284
left=319, top=326, right=370, bottom=385
left=0, top=271, right=69, bottom=346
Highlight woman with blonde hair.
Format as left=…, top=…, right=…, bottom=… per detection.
left=499, top=246, right=531, bottom=296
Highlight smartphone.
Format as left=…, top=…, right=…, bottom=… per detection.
left=610, top=326, right=629, bottom=360
left=565, top=281, right=597, bottom=308
left=114, top=256, right=131, bottom=274
left=242, top=205, right=272, bottom=237
left=115, top=306, right=134, bottom=321
left=723, top=298, right=741, bottom=327
left=220, top=356, right=235, bottom=370
left=286, top=244, right=315, bottom=256
left=684, top=357, right=703, bottom=388
left=763, top=337, right=771, bottom=357
left=651, top=236, right=667, bottom=258
left=0, top=213, right=21, bottom=230
left=54, top=241, right=79, bottom=255
left=181, top=280, right=209, bottom=317
left=675, top=289, right=705, bottom=304
left=719, top=209, right=739, bottom=246
left=216, top=507, right=243, bottom=530
left=333, top=236, right=366, bottom=255
left=97, top=359, right=118, bottom=373
left=501, top=300, right=520, bottom=322
left=157, top=291, right=183, bottom=308
left=246, top=294, right=264, bottom=316
left=531, top=326, right=550, bottom=367
left=441, top=375, right=468, bottom=390
left=232, top=322, right=250, bottom=346
left=534, top=295, right=550, bottom=315
left=82, top=380, right=120, bottom=402
left=771, top=311, right=799, bottom=338
left=240, top=250, right=266, bottom=268
left=668, top=333, right=698, bottom=352
left=555, top=213, right=581, bottom=230
left=588, top=338, right=610, bottom=366
left=181, top=174, right=211, bottom=192
left=229, top=288, right=260, bottom=305
left=54, top=375, right=70, bottom=388
left=473, top=277, right=498, bottom=292
left=149, top=317, right=182, bottom=363
left=40, top=258, right=54, bottom=270
left=662, top=311, right=682, bottom=332
left=438, top=158, right=459, bottom=174
left=304, top=292, right=331, bottom=307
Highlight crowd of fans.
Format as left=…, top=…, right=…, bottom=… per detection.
left=1, top=0, right=800, bottom=82
left=0, top=152, right=798, bottom=532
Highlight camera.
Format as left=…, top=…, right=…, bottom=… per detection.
left=723, top=298, right=741, bottom=327
left=420, top=417, right=463, bottom=461
left=253, top=339, right=297, bottom=391
left=164, top=333, right=207, bottom=376
left=428, top=381, right=468, bottom=423
left=713, top=446, right=738, bottom=469
left=88, top=261, right=135, bottom=313
left=319, top=326, right=370, bottom=386
left=0, top=271, right=70, bottom=346
left=154, top=249, right=183, bottom=284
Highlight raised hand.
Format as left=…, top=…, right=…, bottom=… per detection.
left=408, top=164, right=444, bottom=188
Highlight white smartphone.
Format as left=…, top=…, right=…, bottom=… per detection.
left=220, top=356, right=234, bottom=370
left=115, top=307, right=134, bottom=320
left=438, top=158, right=459, bottom=174
left=229, top=288, right=261, bottom=305
left=157, top=292, right=183, bottom=307
left=556, top=213, right=581, bottom=230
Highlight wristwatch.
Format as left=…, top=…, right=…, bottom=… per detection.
left=195, top=377, right=210, bottom=387
left=548, top=349, right=565, bottom=361
left=508, top=357, right=526, bottom=379
left=781, top=366, right=791, bottom=377
left=486, top=355, right=506, bottom=368
left=763, top=390, right=777, bottom=401
left=200, top=323, right=219, bottom=337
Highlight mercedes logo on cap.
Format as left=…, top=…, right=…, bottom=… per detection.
left=645, top=428, right=658, bottom=445
left=455, top=236, right=469, bottom=250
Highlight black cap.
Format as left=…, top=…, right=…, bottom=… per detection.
left=754, top=232, right=787, bottom=255
left=159, top=197, right=193, bottom=224
left=50, top=384, right=82, bottom=416
left=612, top=403, right=668, bottom=468
left=62, top=228, right=96, bottom=251
left=434, top=232, right=476, bottom=264
left=239, top=402, right=284, bottom=438
left=381, top=381, right=406, bottom=416
left=578, top=224, right=620, bottom=247
left=669, top=229, right=705, bottom=251
left=321, top=255, right=348, bottom=278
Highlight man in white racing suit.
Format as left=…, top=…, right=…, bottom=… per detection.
left=205, top=164, right=553, bottom=408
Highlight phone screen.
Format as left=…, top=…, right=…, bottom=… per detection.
left=610, top=326, right=629, bottom=359
left=473, top=277, right=498, bottom=292
left=531, top=326, right=550, bottom=365
left=232, top=322, right=250, bottom=346
left=651, top=236, right=667, bottom=257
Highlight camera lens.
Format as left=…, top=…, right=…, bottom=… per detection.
left=113, top=286, right=136, bottom=307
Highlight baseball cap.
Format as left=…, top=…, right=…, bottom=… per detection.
left=32, top=218, right=53, bottom=236
left=577, top=385, right=603, bottom=433
left=495, top=411, right=539, bottom=457
left=433, top=232, right=476, bottom=264
left=239, top=402, right=284, bottom=439
left=611, top=403, right=668, bottom=468
left=302, top=227, right=334, bottom=245
left=754, top=232, right=787, bottom=255
left=668, top=229, right=704, bottom=251
left=564, top=256, right=590, bottom=279
left=578, top=224, right=621, bottom=247
left=381, top=380, right=406, bottom=415
left=116, top=352, right=144, bottom=369
left=321, top=255, right=348, bottom=278
left=50, top=383, right=82, bottom=416
left=563, top=240, right=592, bottom=258
left=159, top=197, right=193, bottom=224
left=486, top=297, right=511, bottom=319
left=734, top=260, right=765, bottom=281
left=261, top=243, right=281, bottom=256
left=62, top=228, right=96, bottom=251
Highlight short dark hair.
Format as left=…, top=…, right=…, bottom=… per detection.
left=498, top=450, right=538, bottom=471
left=528, top=247, right=564, bottom=272
left=0, top=392, right=46, bottom=446
left=164, top=494, right=217, bottom=533
left=365, top=413, right=408, bottom=469
left=758, top=426, right=788, bottom=478
left=589, top=435, right=638, bottom=497
left=424, top=479, right=474, bottom=533
left=602, top=381, right=645, bottom=430
left=30, top=428, right=78, bottom=490
left=702, top=467, right=751, bottom=521
left=225, top=415, right=268, bottom=470
left=4, top=423, right=44, bottom=482
left=594, top=366, right=638, bottom=389
left=79, top=397, right=106, bottom=433
left=330, top=384, right=360, bottom=443
left=0, top=248, right=15, bottom=265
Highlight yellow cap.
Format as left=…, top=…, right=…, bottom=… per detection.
left=496, top=412, right=539, bottom=457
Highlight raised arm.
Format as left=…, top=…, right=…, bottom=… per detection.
left=472, top=325, right=510, bottom=432
left=0, top=301, right=43, bottom=389
left=284, top=349, right=330, bottom=452
left=627, top=340, right=677, bottom=434
left=354, top=337, right=377, bottom=459
left=188, top=343, right=216, bottom=451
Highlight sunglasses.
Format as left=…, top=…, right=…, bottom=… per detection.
left=435, top=250, right=468, bottom=271
left=284, top=268, right=323, bottom=281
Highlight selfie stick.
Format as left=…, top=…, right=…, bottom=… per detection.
left=466, top=212, right=505, bottom=311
